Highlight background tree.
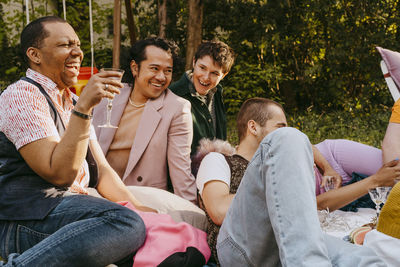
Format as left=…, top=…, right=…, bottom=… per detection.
left=1, top=0, right=398, bottom=118
left=185, top=0, right=203, bottom=70
left=157, top=0, right=167, bottom=38
left=1, top=0, right=398, bottom=146
left=124, top=0, right=137, bottom=46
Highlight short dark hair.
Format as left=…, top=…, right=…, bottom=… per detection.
left=20, top=16, right=67, bottom=64
left=236, top=98, right=284, bottom=142
left=194, top=40, right=235, bottom=74
left=122, top=37, right=179, bottom=84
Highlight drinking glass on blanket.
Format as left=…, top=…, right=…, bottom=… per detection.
left=98, top=68, right=125, bottom=128
left=368, top=186, right=392, bottom=222
left=323, top=176, right=335, bottom=192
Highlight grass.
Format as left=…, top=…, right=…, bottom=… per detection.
left=227, top=109, right=391, bottom=148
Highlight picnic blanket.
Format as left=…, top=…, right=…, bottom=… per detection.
left=319, top=207, right=375, bottom=238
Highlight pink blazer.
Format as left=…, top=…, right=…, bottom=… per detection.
left=92, top=83, right=197, bottom=203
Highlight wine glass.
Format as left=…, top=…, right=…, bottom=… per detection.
left=98, top=68, right=125, bottom=128
left=368, top=186, right=392, bottom=222
left=323, top=176, right=335, bottom=192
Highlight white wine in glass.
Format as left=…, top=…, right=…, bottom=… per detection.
left=368, top=186, right=392, bottom=222
left=98, top=68, right=125, bottom=128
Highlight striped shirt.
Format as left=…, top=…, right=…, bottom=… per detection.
left=0, top=69, right=95, bottom=194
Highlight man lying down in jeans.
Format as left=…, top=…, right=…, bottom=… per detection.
left=214, top=102, right=386, bottom=266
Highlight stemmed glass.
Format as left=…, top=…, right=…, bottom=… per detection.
left=368, top=186, right=392, bottom=222
left=323, top=176, right=335, bottom=192
left=98, top=68, right=125, bottom=128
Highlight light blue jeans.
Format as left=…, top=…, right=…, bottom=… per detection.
left=217, top=127, right=386, bottom=267
left=0, top=195, right=146, bottom=266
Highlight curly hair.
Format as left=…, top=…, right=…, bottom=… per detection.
left=194, top=40, right=235, bottom=74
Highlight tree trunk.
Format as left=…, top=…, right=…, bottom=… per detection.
left=185, top=0, right=203, bottom=70
left=124, top=0, right=137, bottom=46
left=280, top=79, right=298, bottom=110
left=46, top=0, right=58, bottom=15
left=158, top=0, right=167, bottom=38
left=112, top=0, right=121, bottom=68
left=30, top=0, right=34, bottom=18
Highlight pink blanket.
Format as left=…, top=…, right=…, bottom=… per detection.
left=119, top=202, right=211, bottom=266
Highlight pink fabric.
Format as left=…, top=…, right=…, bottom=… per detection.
left=119, top=201, right=210, bottom=266
left=93, top=85, right=197, bottom=203
left=314, top=139, right=382, bottom=195
left=314, top=166, right=324, bottom=195
left=377, top=47, right=400, bottom=89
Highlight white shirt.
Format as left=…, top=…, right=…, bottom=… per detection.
left=196, top=152, right=231, bottom=195
left=364, top=229, right=400, bottom=267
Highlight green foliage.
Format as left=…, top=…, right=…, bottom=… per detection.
left=0, top=2, right=24, bottom=85
left=0, top=0, right=113, bottom=87
left=228, top=107, right=391, bottom=148
left=0, top=0, right=394, bottom=154
left=226, top=114, right=239, bottom=146
left=202, top=0, right=399, bottom=116
left=63, top=0, right=112, bottom=67
left=132, top=0, right=158, bottom=38
left=286, top=108, right=390, bottom=148
left=223, top=60, right=284, bottom=115
left=0, top=0, right=398, bottom=122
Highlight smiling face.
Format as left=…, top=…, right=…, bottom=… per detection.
left=28, top=22, right=83, bottom=89
left=131, top=45, right=173, bottom=103
left=192, top=55, right=226, bottom=96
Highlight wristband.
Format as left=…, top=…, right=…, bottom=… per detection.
left=71, top=109, right=93, bottom=120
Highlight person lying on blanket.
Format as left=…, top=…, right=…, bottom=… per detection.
left=362, top=97, right=400, bottom=267
left=194, top=97, right=397, bottom=265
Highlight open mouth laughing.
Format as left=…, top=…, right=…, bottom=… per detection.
left=65, top=62, right=81, bottom=76
left=150, top=81, right=165, bottom=89
left=198, top=80, right=210, bottom=87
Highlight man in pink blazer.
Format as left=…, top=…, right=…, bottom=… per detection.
left=92, top=38, right=197, bottom=203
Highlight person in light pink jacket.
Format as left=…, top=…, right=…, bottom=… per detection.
left=93, top=38, right=197, bottom=203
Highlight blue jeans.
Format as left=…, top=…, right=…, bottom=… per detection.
left=0, top=194, right=146, bottom=266
left=217, top=127, right=385, bottom=267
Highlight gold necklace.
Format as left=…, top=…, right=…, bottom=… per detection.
left=128, top=96, right=145, bottom=108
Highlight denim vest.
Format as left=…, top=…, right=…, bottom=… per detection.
left=0, top=77, right=97, bottom=220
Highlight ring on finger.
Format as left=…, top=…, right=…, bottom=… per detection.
left=105, top=84, right=109, bottom=90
